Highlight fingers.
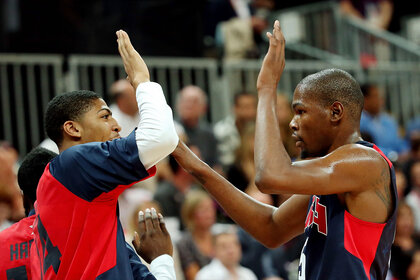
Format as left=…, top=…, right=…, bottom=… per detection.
left=144, top=208, right=154, bottom=231
left=143, top=208, right=161, bottom=232
left=273, top=20, right=282, bottom=41
left=116, top=30, right=137, bottom=59
left=266, top=20, right=285, bottom=48
left=117, top=31, right=130, bottom=59
left=158, top=213, right=170, bottom=235
left=138, top=210, right=146, bottom=233
left=151, top=208, right=161, bottom=230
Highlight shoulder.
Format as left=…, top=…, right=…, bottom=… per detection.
left=337, top=143, right=391, bottom=189
left=0, top=216, right=34, bottom=241
left=328, top=143, right=388, bottom=167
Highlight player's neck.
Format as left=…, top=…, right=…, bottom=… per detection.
left=328, top=129, right=362, bottom=154
left=59, top=140, right=83, bottom=153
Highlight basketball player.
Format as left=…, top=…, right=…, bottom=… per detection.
left=0, top=147, right=56, bottom=280
left=172, top=20, right=396, bottom=280
left=31, top=30, right=178, bottom=279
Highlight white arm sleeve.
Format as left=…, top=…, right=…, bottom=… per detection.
left=150, top=254, right=176, bottom=280
left=135, top=82, right=179, bottom=170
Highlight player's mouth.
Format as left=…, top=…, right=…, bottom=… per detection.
left=292, top=133, right=304, bottom=147
left=110, top=134, right=121, bottom=141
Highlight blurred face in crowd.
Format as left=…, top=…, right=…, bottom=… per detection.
left=395, top=169, right=407, bottom=198
left=363, top=86, right=384, bottom=116
left=75, top=98, right=121, bottom=143
left=214, top=232, right=242, bottom=269
left=177, top=86, right=207, bottom=127
left=277, top=94, right=293, bottom=126
left=234, top=94, right=257, bottom=123
left=396, top=204, right=414, bottom=238
left=411, top=161, right=420, bottom=189
left=111, top=80, right=138, bottom=116
left=193, top=197, right=216, bottom=231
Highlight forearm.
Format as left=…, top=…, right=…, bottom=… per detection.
left=135, top=82, right=179, bottom=170
left=254, top=90, right=292, bottom=192
left=172, top=142, right=283, bottom=247
left=378, top=1, right=393, bottom=29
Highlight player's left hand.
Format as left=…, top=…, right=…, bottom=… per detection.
left=132, top=208, right=173, bottom=263
left=256, top=20, right=285, bottom=93
left=116, top=30, right=150, bottom=90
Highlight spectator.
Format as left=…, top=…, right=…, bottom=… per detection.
left=177, top=190, right=216, bottom=280
left=276, top=94, right=299, bottom=159
left=391, top=202, right=420, bottom=280
left=406, top=160, right=420, bottom=233
left=195, top=225, right=257, bottom=280
left=406, top=117, right=420, bottom=160
left=407, top=249, right=420, bottom=280
left=395, top=164, right=408, bottom=199
left=154, top=149, right=201, bottom=223
left=339, top=0, right=394, bottom=30
left=0, top=143, right=24, bottom=222
left=226, top=123, right=256, bottom=192
left=176, top=85, right=220, bottom=170
left=109, top=79, right=139, bottom=137
left=214, top=92, right=257, bottom=168
left=0, top=194, right=13, bottom=231
left=0, top=147, right=57, bottom=278
left=360, top=84, right=408, bottom=160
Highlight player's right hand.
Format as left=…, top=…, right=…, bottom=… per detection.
left=132, top=208, right=173, bottom=263
left=116, top=30, right=150, bottom=90
left=256, top=20, right=285, bottom=93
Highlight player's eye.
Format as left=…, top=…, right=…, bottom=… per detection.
left=101, top=114, right=110, bottom=119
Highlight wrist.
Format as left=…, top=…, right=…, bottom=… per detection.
left=257, top=86, right=277, bottom=96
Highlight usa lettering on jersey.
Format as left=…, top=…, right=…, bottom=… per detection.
left=304, top=196, right=328, bottom=236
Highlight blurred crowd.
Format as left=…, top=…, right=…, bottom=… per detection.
left=1, top=0, right=420, bottom=279
left=0, top=0, right=419, bottom=58
left=1, top=77, right=420, bottom=279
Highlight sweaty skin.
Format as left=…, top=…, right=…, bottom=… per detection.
left=172, top=20, right=393, bottom=249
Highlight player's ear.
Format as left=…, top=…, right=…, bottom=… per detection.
left=63, top=120, right=82, bottom=139
left=330, top=101, right=344, bottom=123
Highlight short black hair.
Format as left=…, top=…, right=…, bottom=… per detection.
left=18, top=147, right=57, bottom=205
left=45, top=90, right=101, bottom=146
left=298, top=69, right=364, bottom=121
left=360, top=84, right=378, bottom=97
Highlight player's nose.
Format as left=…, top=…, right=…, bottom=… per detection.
left=112, top=118, right=122, bottom=133
left=289, top=116, right=298, bottom=131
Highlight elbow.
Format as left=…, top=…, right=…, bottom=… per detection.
left=254, top=170, right=273, bottom=194
left=258, top=230, right=284, bottom=249
left=156, top=125, right=179, bottom=157
left=155, top=107, right=179, bottom=154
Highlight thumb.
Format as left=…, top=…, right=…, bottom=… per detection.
left=132, top=231, right=141, bottom=251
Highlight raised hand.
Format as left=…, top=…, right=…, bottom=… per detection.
left=132, top=208, right=173, bottom=264
left=256, top=20, right=285, bottom=93
left=116, top=30, right=150, bottom=90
